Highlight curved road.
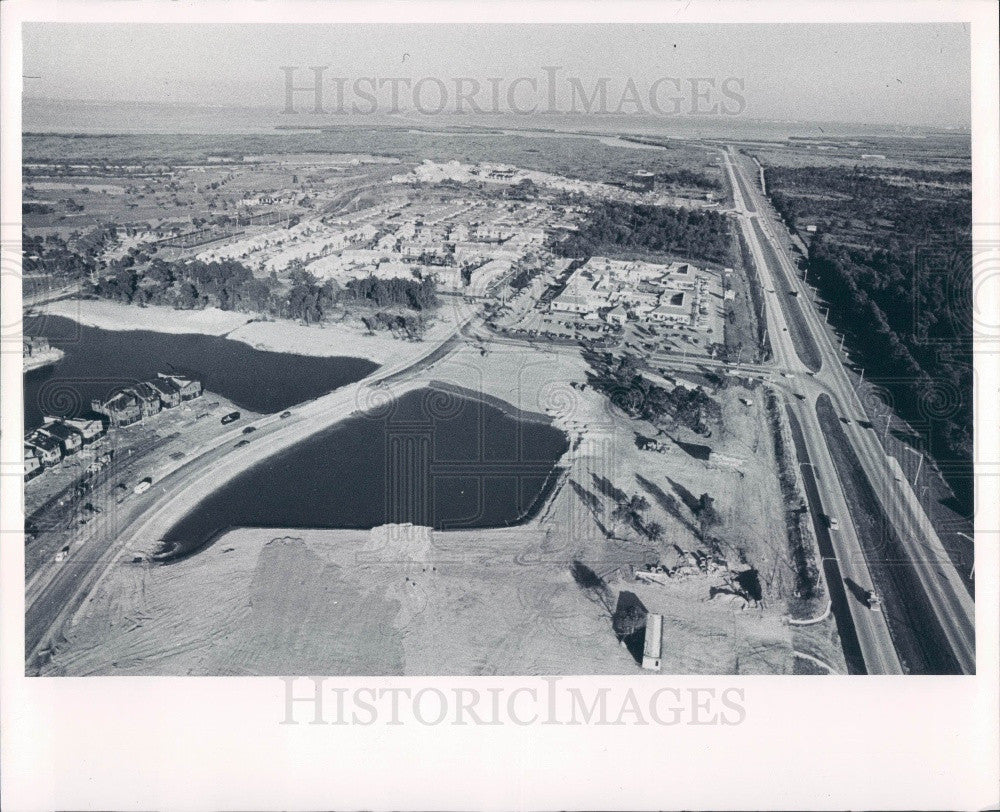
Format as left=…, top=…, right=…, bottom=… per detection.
left=26, top=309, right=475, bottom=667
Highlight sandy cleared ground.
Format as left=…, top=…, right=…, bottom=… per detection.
left=38, top=340, right=845, bottom=676
left=41, top=298, right=468, bottom=364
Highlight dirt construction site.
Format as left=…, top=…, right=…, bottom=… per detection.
left=37, top=341, right=845, bottom=676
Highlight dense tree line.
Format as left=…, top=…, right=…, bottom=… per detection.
left=553, top=200, right=731, bottom=265
left=654, top=168, right=722, bottom=191
left=89, top=257, right=437, bottom=325
left=23, top=230, right=114, bottom=279
left=343, top=275, right=438, bottom=310
left=762, top=164, right=972, bottom=509
left=764, top=165, right=970, bottom=236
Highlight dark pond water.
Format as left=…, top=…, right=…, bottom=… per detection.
left=159, top=387, right=568, bottom=559
left=23, top=315, right=378, bottom=431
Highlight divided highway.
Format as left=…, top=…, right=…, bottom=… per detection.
left=725, top=147, right=974, bottom=674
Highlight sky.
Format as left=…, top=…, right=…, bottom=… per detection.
left=22, top=24, right=971, bottom=128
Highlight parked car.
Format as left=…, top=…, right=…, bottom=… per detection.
left=221, top=411, right=241, bottom=425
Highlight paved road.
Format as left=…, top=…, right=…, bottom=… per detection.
left=25, top=312, right=474, bottom=668
left=720, top=146, right=903, bottom=673
left=725, top=147, right=974, bottom=674
left=28, top=148, right=974, bottom=675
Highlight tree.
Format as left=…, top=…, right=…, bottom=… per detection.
left=570, top=561, right=613, bottom=613
left=693, top=492, right=721, bottom=541
left=612, top=494, right=650, bottom=535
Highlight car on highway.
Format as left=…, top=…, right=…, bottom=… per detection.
left=242, top=426, right=256, bottom=434
left=133, top=477, right=153, bottom=495
left=221, top=411, right=241, bottom=425
left=235, top=439, right=251, bottom=448
left=280, top=410, right=292, bottom=419
left=825, top=515, right=840, bottom=531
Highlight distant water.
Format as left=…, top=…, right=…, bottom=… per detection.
left=22, top=97, right=956, bottom=140
left=22, top=315, right=378, bottom=431
left=158, top=386, right=568, bottom=559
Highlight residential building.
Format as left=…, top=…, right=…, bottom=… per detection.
left=62, top=416, right=105, bottom=444
left=91, top=392, right=143, bottom=427
left=149, top=376, right=182, bottom=408
left=25, top=448, right=43, bottom=480
left=25, top=431, right=62, bottom=465
left=39, top=420, right=83, bottom=456
left=129, top=383, right=163, bottom=419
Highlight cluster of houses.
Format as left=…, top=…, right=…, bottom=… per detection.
left=24, top=415, right=107, bottom=480
left=24, top=373, right=202, bottom=481
left=549, top=257, right=715, bottom=329
left=90, top=373, right=203, bottom=427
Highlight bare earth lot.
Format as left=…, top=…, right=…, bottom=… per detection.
left=38, top=342, right=845, bottom=676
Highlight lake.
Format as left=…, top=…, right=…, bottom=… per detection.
left=23, top=315, right=379, bottom=431
left=158, top=387, right=568, bottom=559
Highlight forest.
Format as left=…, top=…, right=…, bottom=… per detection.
left=763, top=163, right=973, bottom=509
left=24, top=229, right=438, bottom=330
left=90, top=259, right=436, bottom=322
left=552, top=200, right=732, bottom=265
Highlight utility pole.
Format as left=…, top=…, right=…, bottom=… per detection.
left=883, top=413, right=891, bottom=442
left=955, top=532, right=975, bottom=579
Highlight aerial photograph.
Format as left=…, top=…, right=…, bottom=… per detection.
left=19, top=23, right=975, bottom=677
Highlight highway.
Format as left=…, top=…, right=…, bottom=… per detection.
left=724, top=147, right=974, bottom=674
left=26, top=148, right=974, bottom=676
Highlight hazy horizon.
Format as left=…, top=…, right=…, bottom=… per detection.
left=23, top=24, right=971, bottom=131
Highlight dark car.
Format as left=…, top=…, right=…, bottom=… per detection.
left=235, top=439, right=251, bottom=448
left=242, top=426, right=256, bottom=434
left=221, top=411, right=241, bottom=425
left=280, top=411, right=292, bottom=419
